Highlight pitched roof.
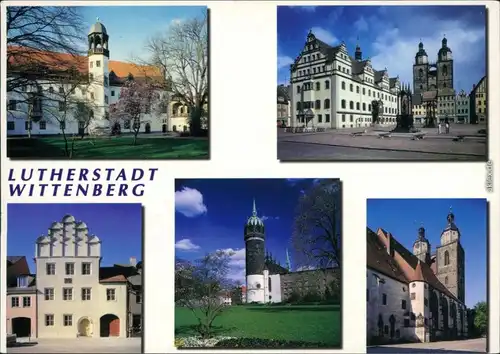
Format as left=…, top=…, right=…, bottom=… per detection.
left=99, top=265, right=138, bottom=284
left=7, top=256, right=24, bottom=265
left=8, top=46, right=162, bottom=79
left=368, top=228, right=460, bottom=303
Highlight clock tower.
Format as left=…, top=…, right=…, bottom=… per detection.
left=244, top=199, right=265, bottom=303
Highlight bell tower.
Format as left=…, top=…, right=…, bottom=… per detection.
left=413, top=226, right=431, bottom=264
left=88, top=18, right=110, bottom=124
left=436, top=208, right=465, bottom=303
left=244, top=199, right=266, bottom=303
left=413, top=41, right=429, bottom=94
left=437, top=36, right=454, bottom=90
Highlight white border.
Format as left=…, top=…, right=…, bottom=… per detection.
left=1, top=1, right=499, bottom=353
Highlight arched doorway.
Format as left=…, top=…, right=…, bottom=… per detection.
left=78, top=317, right=93, bottom=337
left=12, top=317, right=31, bottom=337
left=145, top=123, right=151, bottom=134
left=162, top=124, right=167, bottom=133
left=172, top=125, right=177, bottom=132
left=100, top=314, right=120, bottom=337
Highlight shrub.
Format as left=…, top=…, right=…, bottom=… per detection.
left=214, top=338, right=330, bottom=348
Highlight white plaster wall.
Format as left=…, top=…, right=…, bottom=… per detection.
left=268, top=274, right=282, bottom=303
left=246, top=274, right=265, bottom=303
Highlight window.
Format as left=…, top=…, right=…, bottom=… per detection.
left=356, top=86, right=360, bottom=94
left=25, top=121, right=32, bottom=131
left=63, top=288, right=73, bottom=301
left=315, top=100, right=321, bottom=109
left=39, top=121, right=46, bottom=130
left=17, top=276, right=28, bottom=288
left=404, top=319, right=410, bottom=327
left=356, top=102, right=360, bottom=110
left=65, top=263, right=74, bottom=275
left=45, top=314, right=54, bottom=326
left=105, top=95, right=108, bottom=104
left=410, top=292, right=416, bottom=300
left=382, top=293, right=387, bottom=305
left=63, top=314, right=73, bottom=326
left=349, top=101, right=354, bottom=110
left=106, top=288, right=116, bottom=301
left=362, top=88, right=366, bottom=95
left=350, top=84, right=353, bottom=92
left=23, top=296, right=31, bottom=307
left=82, top=288, right=91, bottom=301
left=111, top=90, right=115, bottom=97
left=324, top=99, right=330, bottom=109
left=341, top=100, right=346, bottom=109
left=44, top=288, right=54, bottom=300
left=136, top=294, right=142, bottom=303
left=444, top=251, right=450, bottom=265
left=296, top=86, right=300, bottom=94
left=46, top=263, right=56, bottom=275
left=8, top=100, right=17, bottom=110
left=325, top=80, right=330, bottom=89
left=410, top=312, right=416, bottom=321
left=11, top=297, right=19, bottom=307
left=363, top=103, right=366, bottom=111
left=60, top=121, right=66, bottom=130
left=59, top=87, right=64, bottom=94
left=96, top=60, right=101, bottom=67
left=325, top=114, right=330, bottom=122
left=82, top=262, right=91, bottom=275
left=7, top=122, right=15, bottom=130
left=402, top=300, right=407, bottom=309
left=341, top=81, right=345, bottom=90
left=64, top=278, right=72, bottom=284
left=315, top=82, right=320, bottom=91
left=317, top=114, right=322, bottom=123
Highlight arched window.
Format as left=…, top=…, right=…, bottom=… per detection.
left=324, top=99, right=330, bottom=109
left=315, top=82, right=320, bottom=91
left=444, top=251, right=450, bottom=265
left=356, top=102, right=360, bottom=110
left=268, top=277, right=272, bottom=292
left=315, top=100, right=321, bottom=109
left=325, top=80, right=330, bottom=89
left=349, top=101, right=354, bottom=110
left=442, top=65, right=448, bottom=76
left=350, top=84, right=353, bottom=92
left=418, top=68, right=423, bottom=78
left=363, top=103, right=366, bottom=111
left=341, top=99, right=346, bottom=109
left=341, top=81, right=346, bottom=90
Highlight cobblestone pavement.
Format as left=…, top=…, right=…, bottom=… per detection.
left=368, top=337, right=486, bottom=353
left=277, top=126, right=487, bottom=161
left=8, top=337, right=141, bottom=353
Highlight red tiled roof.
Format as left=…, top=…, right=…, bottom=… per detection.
left=8, top=46, right=161, bottom=79
left=368, top=228, right=460, bottom=303
left=100, top=275, right=128, bottom=283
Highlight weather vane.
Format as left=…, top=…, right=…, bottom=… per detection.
left=449, top=205, right=453, bottom=213
left=96, top=16, right=100, bottom=22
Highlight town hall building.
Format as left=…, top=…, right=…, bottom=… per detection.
left=289, top=30, right=402, bottom=129
left=7, top=19, right=192, bottom=136
left=366, top=210, right=468, bottom=345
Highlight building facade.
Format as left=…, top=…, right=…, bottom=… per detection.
left=6, top=20, right=191, bottom=136
left=469, top=76, right=487, bottom=124
left=35, top=214, right=128, bottom=338
left=6, top=257, right=37, bottom=338
left=277, top=84, right=291, bottom=126
left=366, top=211, right=468, bottom=345
left=244, top=200, right=339, bottom=304
left=412, top=38, right=456, bottom=123
left=289, top=31, right=400, bottom=129
left=455, top=90, right=470, bottom=124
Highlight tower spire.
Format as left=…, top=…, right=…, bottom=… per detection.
left=286, top=248, right=292, bottom=271
left=252, top=198, right=257, bottom=216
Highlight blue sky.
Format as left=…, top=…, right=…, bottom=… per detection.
left=80, top=6, right=206, bottom=61
left=367, top=198, right=487, bottom=308
left=278, top=5, right=486, bottom=93
left=175, top=178, right=326, bottom=282
left=7, top=203, right=143, bottom=272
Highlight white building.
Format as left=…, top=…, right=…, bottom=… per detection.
left=289, top=31, right=401, bottom=129
left=455, top=90, right=470, bottom=123
left=6, top=20, right=190, bottom=136
left=35, top=214, right=128, bottom=338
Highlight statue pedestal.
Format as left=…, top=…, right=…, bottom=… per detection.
left=391, top=114, right=415, bottom=132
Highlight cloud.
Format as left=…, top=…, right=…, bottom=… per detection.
left=219, top=248, right=246, bottom=282
left=354, top=16, right=369, bottom=32
left=175, top=187, right=207, bottom=217
left=175, top=238, right=200, bottom=252
left=278, top=55, right=294, bottom=69
left=290, top=6, right=317, bottom=13
left=261, top=215, right=280, bottom=221
left=311, top=27, right=338, bottom=45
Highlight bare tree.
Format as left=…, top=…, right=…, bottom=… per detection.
left=292, top=179, right=342, bottom=270
left=175, top=250, right=233, bottom=339
left=144, top=11, right=208, bottom=136
left=7, top=6, right=86, bottom=95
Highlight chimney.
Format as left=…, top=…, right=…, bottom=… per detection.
left=130, top=257, right=137, bottom=267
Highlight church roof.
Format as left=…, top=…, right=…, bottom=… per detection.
left=367, top=228, right=460, bottom=303
left=7, top=46, right=163, bottom=82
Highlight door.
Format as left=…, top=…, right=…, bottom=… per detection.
left=12, top=317, right=31, bottom=337
left=162, top=124, right=167, bottom=133
left=145, top=123, right=151, bottom=134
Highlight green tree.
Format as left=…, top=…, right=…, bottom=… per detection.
left=473, top=301, right=488, bottom=337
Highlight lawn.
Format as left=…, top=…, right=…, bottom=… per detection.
left=7, top=135, right=209, bottom=159
left=175, top=304, right=341, bottom=347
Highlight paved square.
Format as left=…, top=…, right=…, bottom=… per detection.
left=8, top=337, right=141, bottom=353
left=277, top=124, right=487, bottom=161
left=368, top=337, right=486, bottom=353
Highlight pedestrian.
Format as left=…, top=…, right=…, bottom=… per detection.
left=446, top=121, right=450, bottom=134
left=438, top=122, right=442, bottom=134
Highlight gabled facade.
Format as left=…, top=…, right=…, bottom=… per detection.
left=469, top=76, right=487, bottom=124
left=367, top=210, right=468, bottom=345
left=290, top=31, right=401, bottom=129
left=455, top=90, right=470, bottom=123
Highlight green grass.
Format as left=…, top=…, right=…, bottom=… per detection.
left=7, top=135, right=209, bottom=159
left=175, top=304, right=341, bottom=347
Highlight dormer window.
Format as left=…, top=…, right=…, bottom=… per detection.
left=17, top=275, right=29, bottom=288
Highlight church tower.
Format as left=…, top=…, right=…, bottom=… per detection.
left=88, top=19, right=110, bottom=124
left=413, top=226, right=431, bottom=264
left=354, top=40, right=362, bottom=62
left=413, top=41, right=429, bottom=94
left=244, top=199, right=266, bottom=303
left=436, top=209, right=465, bottom=303
left=437, top=36, right=454, bottom=90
